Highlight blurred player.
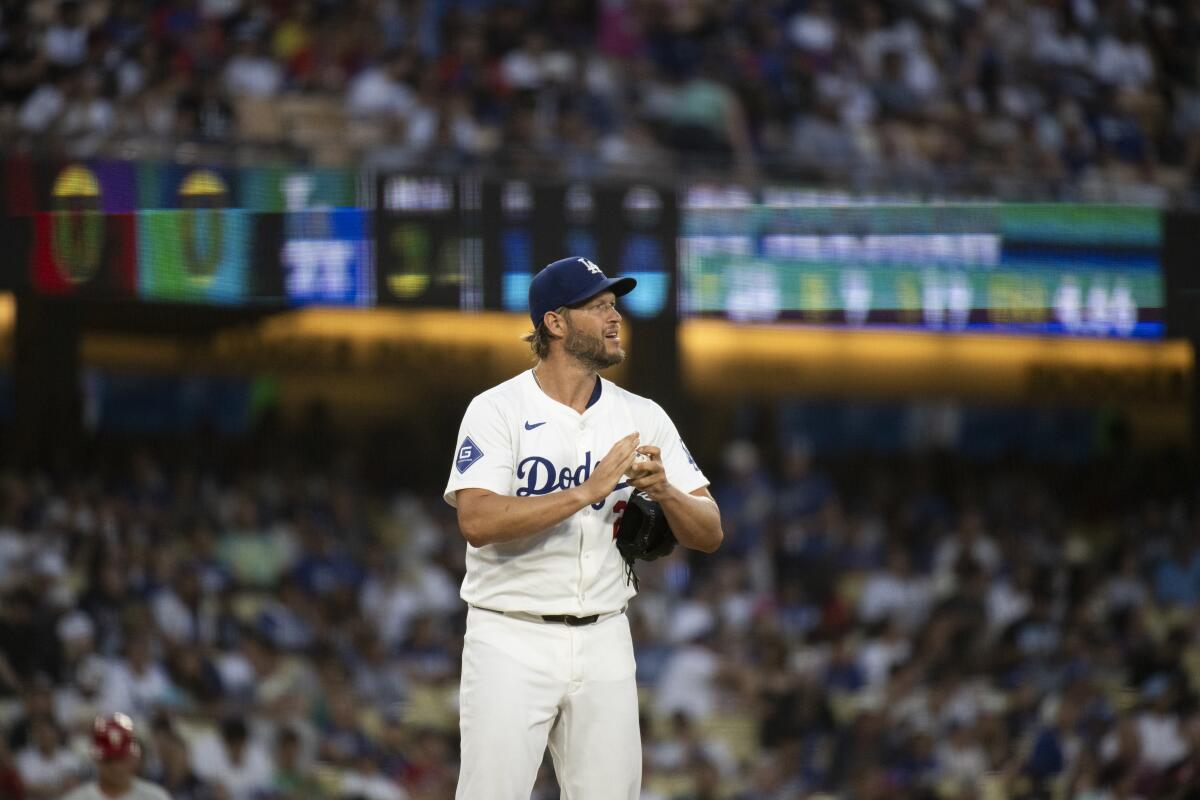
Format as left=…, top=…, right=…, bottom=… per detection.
left=444, top=256, right=724, bottom=799
left=62, top=713, right=172, bottom=800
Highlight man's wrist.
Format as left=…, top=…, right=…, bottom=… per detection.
left=571, top=484, right=601, bottom=508
left=654, top=482, right=684, bottom=505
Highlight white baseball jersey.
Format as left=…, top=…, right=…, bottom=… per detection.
left=61, top=779, right=173, bottom=800
left=444, top=370, right=708, bottom=615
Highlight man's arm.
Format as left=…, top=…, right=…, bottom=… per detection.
left=628, top=446, right=723, bottom=553
left=456, top=486, right=595, bottom=548
left=456, top=432, right=641, bottom=547
left=658, top=485, right=723, bottom=553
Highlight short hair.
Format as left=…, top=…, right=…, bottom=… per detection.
left=522, top=306, right=568, bottom=360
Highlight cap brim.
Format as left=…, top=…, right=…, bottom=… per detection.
left=565, top=276, right=637, bottom=307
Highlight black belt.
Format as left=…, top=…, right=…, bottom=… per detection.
left=541, top=613, right=600, bottom=626
left=474, top=606, right=603, bottom=626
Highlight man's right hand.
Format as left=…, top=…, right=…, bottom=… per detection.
left=582, top=432, right=640, bottom=505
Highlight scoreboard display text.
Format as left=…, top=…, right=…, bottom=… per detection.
left=681, top=200, right=1163, bottom=338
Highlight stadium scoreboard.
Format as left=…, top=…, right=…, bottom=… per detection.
left=0, top=161, right=1167, bottom=343
left=681, top=194, right=1163, bottom=339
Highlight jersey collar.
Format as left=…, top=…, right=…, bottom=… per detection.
left=527, top=369, right=605, bottom=416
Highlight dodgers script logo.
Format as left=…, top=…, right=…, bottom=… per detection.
left=517, top=451, right=624, bottom=509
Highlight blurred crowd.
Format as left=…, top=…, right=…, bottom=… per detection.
left=1, top=0, right=1200, bottom=198
left=0, top=441, right=1198, bottom=799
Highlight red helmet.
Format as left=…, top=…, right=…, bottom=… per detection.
left=91, top=713, right=141, bottom=762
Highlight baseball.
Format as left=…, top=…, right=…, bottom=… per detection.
left=624, top=451, right=650, bottom=481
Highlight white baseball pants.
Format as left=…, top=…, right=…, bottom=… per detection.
left=456, top=605, right=641, bottom=799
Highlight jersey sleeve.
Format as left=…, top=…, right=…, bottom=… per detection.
left=649, top=402, right=709, bottom=495
left=443, top=394, right=515, bottom=508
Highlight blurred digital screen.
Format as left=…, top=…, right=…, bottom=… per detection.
left=375, top=174, right=478, bottom=309
left=137, top=209, right=253, bottom=305
left=483, top=180, right=675, bottom=320
left=681, top=201, right=1163, bottom=338
left=239, top=166, right=359, bottom=212
left=282, top=209, right=372, bottom=306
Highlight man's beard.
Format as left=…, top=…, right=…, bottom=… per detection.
left=564, top=321, right=624, bottom=371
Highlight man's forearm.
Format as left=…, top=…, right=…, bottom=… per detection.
left=659, top=487, right=723, bottom=553
left=458, top=487, right=595, bottom=547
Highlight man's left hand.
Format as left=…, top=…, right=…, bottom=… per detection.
left=627, top=445, right=670, bottom=501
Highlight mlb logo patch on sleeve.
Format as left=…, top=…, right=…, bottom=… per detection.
left=456, top=436, right=484, bottom=474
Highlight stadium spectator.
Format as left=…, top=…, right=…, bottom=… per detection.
left=1154, top=536, right=1200, bottom=607
left=104, top=633, right=176, bottom=724
left=269, top=725, right=320, bottom=799
left=42, top=1, right=89, bottom=69
left=15, top=716, right=84, bottom=799
left=189, top=716, right=274, bottom=800
left=147, top=722, right=210, bottom=800
left=222, top=34, right=283, bottom=99
left=345, top=49, right=417, bottom=120
left=61, top=713, right=171, bottom=800
left=0, top=734, right=23, bottom=800
left=858, top=547, right=931, bottom=630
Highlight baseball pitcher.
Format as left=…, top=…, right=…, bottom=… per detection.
left=444, top=256, right=724, bottom=799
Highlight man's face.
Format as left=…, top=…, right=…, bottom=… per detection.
left=563, top=292, right=624, bottom=370
left=32, top=720, right=57, bottom=753
left=97, top=756, right=137, bottom=787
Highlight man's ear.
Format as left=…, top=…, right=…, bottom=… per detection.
left=544, top=310, right=567, bottom=338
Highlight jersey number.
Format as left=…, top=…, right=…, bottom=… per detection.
left=611, top=500, right=627, bottom=540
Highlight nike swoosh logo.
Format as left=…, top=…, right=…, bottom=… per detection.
left=524, top=421, right=546, bottom=430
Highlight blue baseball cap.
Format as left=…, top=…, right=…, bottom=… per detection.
left=528, top=257, right=637, bottom=327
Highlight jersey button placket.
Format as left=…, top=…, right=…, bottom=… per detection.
left=577, top=421, right=593, bottom=603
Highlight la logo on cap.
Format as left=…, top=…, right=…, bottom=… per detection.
left=580, top=258, right=602, bottom=275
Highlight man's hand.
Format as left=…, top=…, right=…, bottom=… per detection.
left=457, top=432, right=641, bottom=547
left=628, top=445, right=671, bottom=501
left=582, top=432, right=640, bottom=505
